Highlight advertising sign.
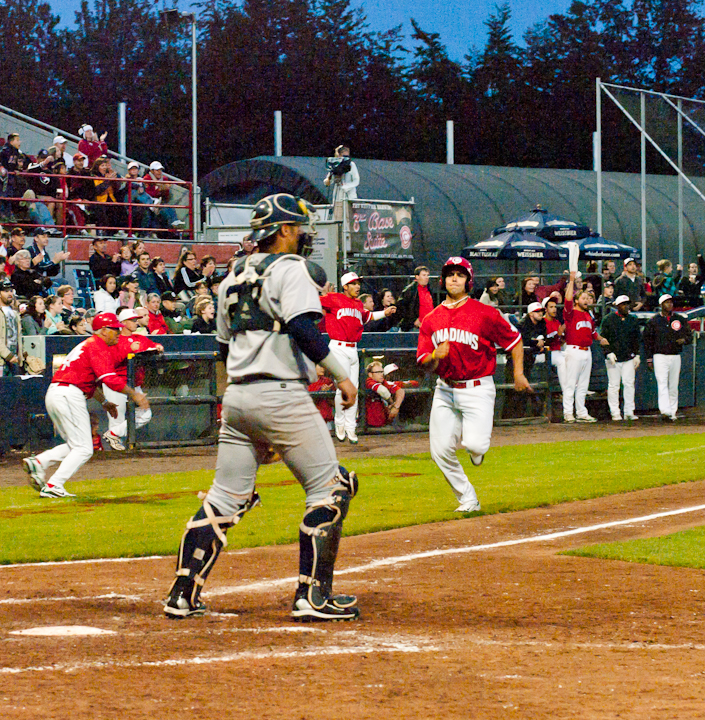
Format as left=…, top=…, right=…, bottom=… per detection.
left=349, top=201, right=414, bottom=259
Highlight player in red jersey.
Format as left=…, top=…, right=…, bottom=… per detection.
left=22, top=312, right=150, bottom=498
left=542, top=296, right=566, bottom=395
left=320, top=271, right=396, bottom=443
left=562, top=270, right=609, bottom=423
left=417, top=257, right=531, bottom=512
left=101, top=308, right=163, bottom=450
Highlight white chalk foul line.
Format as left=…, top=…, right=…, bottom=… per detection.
left=206, top=502, right=705, bottom=598
left=0, top=640, right=433, bottom=675
left=0, top=593, right=141, bottom=606
left=656, top=445, right=705, bottom=456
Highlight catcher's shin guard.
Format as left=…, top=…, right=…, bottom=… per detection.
left=293, top=467, right=359, bottom=622
left=164, top=491, right=260, bottom=619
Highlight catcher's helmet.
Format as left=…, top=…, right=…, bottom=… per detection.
left=249, top=193, right=317, bottom=254
left=440, top=256, right=474, bottom=292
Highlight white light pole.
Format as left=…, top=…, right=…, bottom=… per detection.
left=161, top=8, right=199, bottom=237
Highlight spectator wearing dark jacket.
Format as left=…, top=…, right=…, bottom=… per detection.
left=396, top=266, right=433, bottom=331
left=150, top=257, right=173, bottom=295
left=10, top=250, right=52, bottom=298
left=678, top=256, right=705, bottom=307
left=173, top=250, right=202, bottom=300
left=0, top=133, right=22, bottom=219
left=28, top=227, right=69, bottom=280
left=89, top=237, right=121, bottom=281
left=614, top=258, right=646, bottom=310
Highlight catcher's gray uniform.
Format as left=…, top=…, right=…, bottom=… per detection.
left=206, top=253, right=339, bottom=515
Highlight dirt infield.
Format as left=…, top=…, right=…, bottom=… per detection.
left=2, top=418, right=705, bottom=718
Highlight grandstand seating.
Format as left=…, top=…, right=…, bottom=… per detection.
left=73, top=267, right=95, bottom=309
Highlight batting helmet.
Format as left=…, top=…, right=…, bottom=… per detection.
left=440, top=256, right=474, bottom=293
left=249, top=193, right=317, bottom=255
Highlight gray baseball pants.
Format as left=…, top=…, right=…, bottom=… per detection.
left=206, top=381, right=340, bottom=515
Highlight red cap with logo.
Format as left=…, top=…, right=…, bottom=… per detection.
left=92, top=312, right=124, bottom=331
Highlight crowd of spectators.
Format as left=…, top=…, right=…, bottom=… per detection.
left=0, top=129, right=186, bottom=236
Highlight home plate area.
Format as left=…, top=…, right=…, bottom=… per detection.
left=3, top=484, right=705, bottom=719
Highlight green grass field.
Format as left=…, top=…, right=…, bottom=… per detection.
left=566, top=527, right=705, bottom=569
left=2, top=432, right=705, bottom=565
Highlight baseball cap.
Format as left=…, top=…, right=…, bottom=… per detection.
left=527, top=301, right=544, bottom=313
left=73, top=152, right=87, bottom=161
left=383, top=363, right=398, bottom=376
left=33, top=226, right=49, bottom=236
left=340, top=271, right=361, bottom=286
left=92, top=312, right=124, bottom=331
left=624, top=257, right=636, bottom=266
left=127, top=161, right=140, bottom=170
left=53, top=135, right=67, bottom=145
left=149, top=161, right=164, bottom=171
left=614, top=295, right=631, bottom=305
left=541, top=297, right=556, bottom=308
left=117, top=308, right=140, bottom=323
left=0, top=278, right=13, bottom=291
left=161, top=291, right=178, bottom=302
left=659, top=294, right=673, bottom=304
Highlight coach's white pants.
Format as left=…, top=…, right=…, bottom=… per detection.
left=606, top=357, right=636, bottom=419
left=104, top=384, right=152, bottom=437
left=329, top=342, right=359, bottom=434
left=562, top=347, right=592, bottom=418
left=429, top=377, right=495, bottom=505
left=653, top=354, right=681, bottom=418
left=36, top=384, right=93, bottom=488
left=551, top=350, right=567, bottom=393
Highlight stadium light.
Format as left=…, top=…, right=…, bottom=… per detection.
left=161, top=8, right=199, bottom=237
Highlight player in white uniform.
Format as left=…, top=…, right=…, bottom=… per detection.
left=164, top=193, right=361, bottom=622
left=23, top=313, right=150, bottom=498
left=417, top=257, right=531, bottom=512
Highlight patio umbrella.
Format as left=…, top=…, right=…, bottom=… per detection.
left=555, top=233, right=640, bottom=261
left=493, top=205, right=591, bottom=241
left=462, top=231, right=568, bottom=261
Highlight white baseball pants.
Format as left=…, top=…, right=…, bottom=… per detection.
left=562, top=346, right=592, bottom=418
left=36, top=384, right=93, bottom=488
left=329, top=341, right=359, bottom=435
left=653, top=354, right=681, bottom=418
left=429, top=377, right=495, bottom=506
left=550, top=350, right=567, bottom=393
left=103, top=384, right=152, bottom=437
left=606, top=358, right=636, bottom=419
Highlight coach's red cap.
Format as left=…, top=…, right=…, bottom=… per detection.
left=92, top=312, right=124, bottom=331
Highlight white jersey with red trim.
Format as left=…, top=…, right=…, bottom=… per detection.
left=52, top=335, right=126, bottom=398
left=320, top=292, right=372, bottom=342
left=417, top=298, right=521, bottom=381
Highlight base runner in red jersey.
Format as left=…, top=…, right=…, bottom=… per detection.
left=22, top=313, right=150, bottom=498
left=562, top=270, right=609, bottom=424
left=417, top=257, right=532, bottom=513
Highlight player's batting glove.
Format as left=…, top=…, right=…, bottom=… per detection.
left=606, top=353, right=617, bottom=367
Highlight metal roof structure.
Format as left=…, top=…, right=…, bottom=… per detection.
left=201, top=156, right=705, bottom=270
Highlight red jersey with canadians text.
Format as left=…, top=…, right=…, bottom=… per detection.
left=563, top=299, right=597, bottom=347
left=111, top=333, right=161, bottom=385
left=320, top=292, right=372, bottom=343
left=544, top=317, right=563, bottom=351
left=52, top=335, right=126, bottom=398
left=417, top=299, right=521, bottom=381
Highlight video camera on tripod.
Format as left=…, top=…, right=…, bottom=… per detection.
left=325, top=155, right=352, bottom=177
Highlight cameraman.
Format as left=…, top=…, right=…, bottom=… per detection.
left=324, top=145, right=359, bottom=223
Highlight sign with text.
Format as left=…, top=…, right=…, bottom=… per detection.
left=349, top=201, right=414, bottom=259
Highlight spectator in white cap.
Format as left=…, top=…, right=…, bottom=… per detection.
left=643, top=293, right=692, bottom=421
left=77, top=123, right=108, bottom=166
left=53, top=136, right=74, bottom=169
left=364, top=360, right=405, bottom=428
left=143, top=161, right=184, bottom=232
left=118, top=161, right=153, bottom=231
left=320, top=272, right=396, bottom=442
left=599, top=294, right=641, bottom=421
left=614, top=257, right=646, bottom=311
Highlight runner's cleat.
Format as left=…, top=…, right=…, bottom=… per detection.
left=23, top=456, right=46, bottom=492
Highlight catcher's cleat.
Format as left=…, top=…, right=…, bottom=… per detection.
left=23, top=456, right=46, bottom=492
left=291, top=594, right=360, bottom=622
left=164, top=586, right=207, bottom=619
